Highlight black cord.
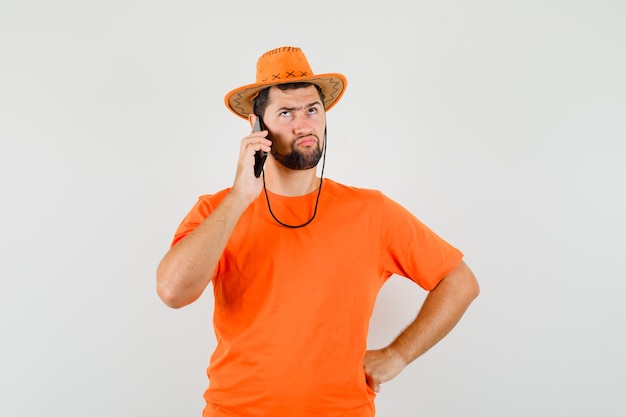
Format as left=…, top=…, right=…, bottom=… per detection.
left=261, top=131, right=327, bottom=228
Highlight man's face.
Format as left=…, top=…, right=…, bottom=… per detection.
left=263, top=85, right=326, bottom=170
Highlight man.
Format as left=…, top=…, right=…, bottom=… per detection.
left=157, top=46, right=479, bottom=417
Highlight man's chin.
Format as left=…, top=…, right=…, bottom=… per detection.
left=277, top=160, right=320, bottom=170
left=271, top=149, right=322, bottom=170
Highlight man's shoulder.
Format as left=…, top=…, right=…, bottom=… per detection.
left=197, top=188, right=232, bottom=204
left=325, top=179, right=413, bottom=218
left=324, top=178, right=383, bottom=200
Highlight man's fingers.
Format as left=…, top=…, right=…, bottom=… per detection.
left=365, top=375, right=381, bottom=393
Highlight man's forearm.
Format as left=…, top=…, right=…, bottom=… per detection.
left=389, top=260, right=479, bottom=365
left=156, top=190, right=251, bottom=308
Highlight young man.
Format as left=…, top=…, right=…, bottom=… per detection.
left=157, top=46, right=479, bottom=417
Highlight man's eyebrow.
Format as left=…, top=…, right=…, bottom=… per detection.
left=276, top=101, right=322, bottom=112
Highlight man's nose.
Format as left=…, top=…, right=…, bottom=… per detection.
left=293, top=114, right=313, bottom=134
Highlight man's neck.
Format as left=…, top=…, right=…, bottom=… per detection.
left=263, top=161, right=320, bottom=197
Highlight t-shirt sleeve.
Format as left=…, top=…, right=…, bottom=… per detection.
left=170, top=189, right=232, bottom=247
left=380, top=194, right=464, bottom=291
left=170, top=195, right=216, bottom=247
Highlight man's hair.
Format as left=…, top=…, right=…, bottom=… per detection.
left=252, top=82, right=325, bottom=118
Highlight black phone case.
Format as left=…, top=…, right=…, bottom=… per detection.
left=253, top=118, right=268, bottom=178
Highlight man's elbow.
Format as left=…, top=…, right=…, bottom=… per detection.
left=156, top=267, right=197, bottom=309
left=462, top=263, right=480, bottom=302
left=468, top=273, right=480, bottom=301
left=446, top=260, right=480, bottom=303
left=156, top=282, right=188, bottom=309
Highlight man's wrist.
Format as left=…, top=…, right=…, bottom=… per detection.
left=384, top=343, right=411, bottom=368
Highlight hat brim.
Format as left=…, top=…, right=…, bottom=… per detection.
left=224, top=73, right=347, bottom=120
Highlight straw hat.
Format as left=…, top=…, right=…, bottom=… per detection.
left=224, top=46, right=347, bottom=119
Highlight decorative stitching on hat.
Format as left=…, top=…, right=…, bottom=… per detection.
left=230, top=91, right=249, bottom=115
left=327, top=77, right=340, bottom=95
left=262, top=46, right=300, bottom=57
left=309, top=77, right=342, bottom=106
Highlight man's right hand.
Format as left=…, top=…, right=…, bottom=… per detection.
left=231, top=115, right=271, bottom=204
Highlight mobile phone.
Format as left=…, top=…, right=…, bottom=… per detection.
left=253, top=116, right=268, bottom=178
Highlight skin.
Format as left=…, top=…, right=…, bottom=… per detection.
left=156, top=84, right=479, bottom=394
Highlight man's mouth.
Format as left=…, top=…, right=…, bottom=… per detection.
left=296, top=135, right=317, bottom=147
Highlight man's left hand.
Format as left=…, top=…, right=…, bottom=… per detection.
left=362, top=347, right=406, bottom=393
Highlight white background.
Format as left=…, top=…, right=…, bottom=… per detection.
left=1, top=1, right=625, bottom=416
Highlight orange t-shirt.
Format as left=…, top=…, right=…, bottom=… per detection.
left=171, top=179, right=463, bottom=417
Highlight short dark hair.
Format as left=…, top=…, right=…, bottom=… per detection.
left=252, top=82, right=325, bottom=118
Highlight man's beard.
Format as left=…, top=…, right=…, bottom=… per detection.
left=270, top=136, right=323, bottom=170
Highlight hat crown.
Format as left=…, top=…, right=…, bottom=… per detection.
left=256, top=47, right=313, bottom=83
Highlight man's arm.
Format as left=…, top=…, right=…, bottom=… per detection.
left=363, top=260, right=479, bottom=392
left=156, top=190, right=252, bottom=308
left=156, top=120, right=271, bottom=308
